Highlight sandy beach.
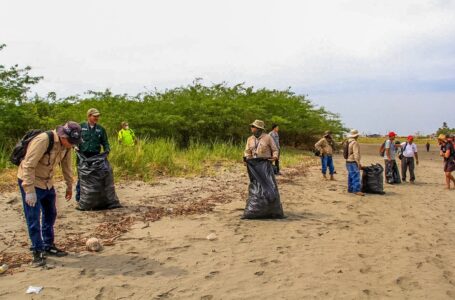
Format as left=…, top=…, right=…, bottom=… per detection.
left=1, top=144, right=454, bottom=299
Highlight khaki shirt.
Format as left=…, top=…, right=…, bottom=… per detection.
left=244, top=133, right=279, bottom=159
left=346, top=138, right=361, bottom=166
left=17, top=130, right=73, bottom=194
left=315, top=137, right=334, bottom=155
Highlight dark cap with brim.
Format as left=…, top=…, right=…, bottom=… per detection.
left=57, top=121, right=83, bottom=145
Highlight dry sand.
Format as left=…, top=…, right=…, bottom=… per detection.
left=0, top=144, right=454, bottom=299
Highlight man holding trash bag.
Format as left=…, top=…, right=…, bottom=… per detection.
left=75, top=108, right=110, bottom=202
left=243, top=120, right=283, bottom=219
left=17, top=121, right=82, bottom=267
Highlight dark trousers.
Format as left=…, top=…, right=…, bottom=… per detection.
left=75, top=151, right=99, bottom=201
left=385, top=160, right=401, bottom=184
left=273, top=159, right=280, bottom=174
left=401, top=157, right=415, bottom=181
left=18, top=179, right=57, bottom=251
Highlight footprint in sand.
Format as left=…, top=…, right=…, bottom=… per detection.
left=396, top=276, right=421, bottom=290
left=205, top=271, right=220, bottom=279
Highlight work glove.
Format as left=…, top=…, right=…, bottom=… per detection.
left=25, top=193, right=37, bottom=207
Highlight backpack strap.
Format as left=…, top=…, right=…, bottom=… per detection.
left=45, top=131, right=55, bottom=165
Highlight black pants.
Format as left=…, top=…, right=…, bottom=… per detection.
left=384, top=160, right=401, bottom=184
left=401, top=157, right=415, bottom=182
left=273, top=159, right=280, bottom=174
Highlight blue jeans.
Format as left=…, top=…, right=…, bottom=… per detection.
left=321, top=155, right=335, bottom=175
left=346, top=162, right=361, bottom=193
left=18, top=179, right=57, bottom=251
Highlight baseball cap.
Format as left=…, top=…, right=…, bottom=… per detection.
left=87, top=108, right=101, bottom=117
left=57, top=121, right=83, bottom=145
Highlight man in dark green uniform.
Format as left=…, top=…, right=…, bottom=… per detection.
left=75, top=108, right=110, bottom=201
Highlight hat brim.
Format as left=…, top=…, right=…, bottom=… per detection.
left=347, top=134, right=359, bottom=138
left=57, top=125, right=83, bottom=145
left=90, top=113, right=101, bottom=117
left=250, top=123, right=265, bottom=130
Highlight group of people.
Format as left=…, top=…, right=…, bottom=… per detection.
left=314, top=129, right=455, bottom=195
left=16, top=108, right=135, bottom=267
left=14, top=114, right=455, bottom=267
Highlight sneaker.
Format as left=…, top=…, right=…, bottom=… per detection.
left=31, top=251, right=46, bottom=267
left=45, top=245, right=68, bottom=257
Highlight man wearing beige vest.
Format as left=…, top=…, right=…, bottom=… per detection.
left=17, top=121, right=82, bottom=267
left=244, top=120, right=279, bottom=161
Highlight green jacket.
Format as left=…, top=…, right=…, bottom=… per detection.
left=79, top=122, right=110, bottom=154
left=118, top=128, right=135, bottom=146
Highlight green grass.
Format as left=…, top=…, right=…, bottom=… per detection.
left=0, top=138, right=315, bottom=186
left=0, top=145, right=13, bottom=169
left=358, top=137, right=436, bottom=145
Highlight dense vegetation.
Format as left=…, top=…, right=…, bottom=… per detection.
left=0, top=43, right=343, bottom=175
left=0, top=44, right=344, bottom=149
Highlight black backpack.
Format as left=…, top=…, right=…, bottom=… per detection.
left=343, top=140, right=353, bottom=159
left=10, top=130, right=54, bottom=166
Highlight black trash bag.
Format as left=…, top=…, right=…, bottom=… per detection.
left=362, top=164, right=385, bottom=194
left=243, top=158, right=284, bottom=219
left=77, top=152, right=121, bottom=211
left=385, top=160, right=401, bottom=184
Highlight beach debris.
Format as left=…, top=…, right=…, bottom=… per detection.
left=26, top=286, right=43, bottom=294
left=0, top=264, right=9, bottom=274
left=206, top=233, right=217, bottom=241
left=86, top=238, right=103, bottom=252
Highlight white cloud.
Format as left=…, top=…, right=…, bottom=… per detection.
left=1, top=0, right=453, bottom=133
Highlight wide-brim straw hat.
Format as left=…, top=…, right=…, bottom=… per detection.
left=438, top=134, right=447, bottom=141
left=250, top=120, right=265, bottom=130
left=347, top=129, right=360, bottom=138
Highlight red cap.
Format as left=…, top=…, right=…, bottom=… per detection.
left=407, top=135, right=414, bottom=141
left=388, top=131, right=397, bottom=137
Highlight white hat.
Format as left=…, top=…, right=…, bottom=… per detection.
left=347, top=129, right=360, bottom=138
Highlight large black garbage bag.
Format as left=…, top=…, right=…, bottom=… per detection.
left=362, top=164, right=385, bottom=194
left=385, top=160, right=401, bottom=184
left=77, top=152, right=121, bottom=210
left=243, top=158, right=284, bottom=219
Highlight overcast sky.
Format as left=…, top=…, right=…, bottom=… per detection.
left=1, top=0, right=454, bottom=134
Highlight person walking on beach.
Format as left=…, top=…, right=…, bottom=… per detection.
left=269, top=124, right=281, bottom=175
left=401, top=135, right=419, bottom=183
left=244, top=120, right=279, bottom=161
left=118, top=121, right=136, bottom=146
left=76, top=108, right=110, bottom=202
left=384, top=132, right=401, bottom=184
left=345, top=129, right=364, bottom=196
left=315, top=131, right=336, bottom=180
left=17, top=122, right=82, bottom=267
left=438, top=134, right=455, bottom=189
left=426, top=142, right=430, bottom=152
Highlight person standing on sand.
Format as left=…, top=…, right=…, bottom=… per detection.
left=17, top=122, right=82, bottom=267
left=426, top=142, right=430, bottom=152
left=268, top=124, right=281, bottom=175
left=315, top=131, right=336, bottom=180
left=75, top=108, right=110, bottom=202
left=244, top=120, right=279, bottom=161
left=345, top=129, right=365, bottom=196
left=437, top=134, right=455, bottom=189
left=401, top=135, right=419, bottom=183
left=384, top=132, right=401, bottom=184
